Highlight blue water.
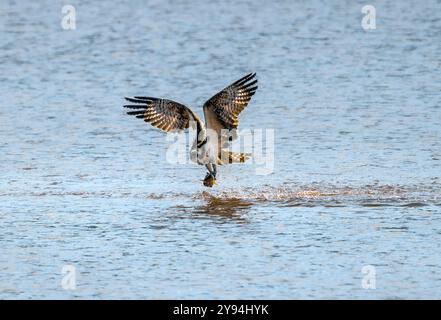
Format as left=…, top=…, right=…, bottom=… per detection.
left=1, top=0, right=441, bottom=299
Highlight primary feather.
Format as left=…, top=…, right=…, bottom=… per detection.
left=123, top=73, right=258, bottom=164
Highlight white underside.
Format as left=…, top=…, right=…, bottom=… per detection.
left=190, top=137, right=218, bottom=165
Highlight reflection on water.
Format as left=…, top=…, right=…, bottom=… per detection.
left=166, top=194, right=252, bottom=223
left=193, top=193, right=253, bottom=221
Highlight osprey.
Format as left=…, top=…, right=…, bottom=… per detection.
left=123, top=73, right=258, bottom=187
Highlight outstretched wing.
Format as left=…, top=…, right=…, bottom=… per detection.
left=123, top=97, right=202, bottom=133
left=203, top=73, right=258, bottom=143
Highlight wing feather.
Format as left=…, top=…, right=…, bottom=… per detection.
left=203, top=72, right=258, bottom=132
left=123, top=97, right=202, bottom=133
left=202, top=73, right=258, bottom=151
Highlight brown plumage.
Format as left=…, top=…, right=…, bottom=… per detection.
left=124, top=97, right=203, bottom=133
left=123, top=73, right=258, bottom=186
left=203, top=72, right=257, bottom=131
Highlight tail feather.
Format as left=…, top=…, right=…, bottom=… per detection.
left=218, top=151, right=251, bottom=165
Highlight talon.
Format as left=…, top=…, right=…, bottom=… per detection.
left=203, top=172, right=217, bottom=187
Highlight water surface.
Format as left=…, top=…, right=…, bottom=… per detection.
left=1, top=0, right=441, bottom=299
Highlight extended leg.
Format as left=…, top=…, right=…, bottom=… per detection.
left=205, top=163, right=217, bottom=178
left=212, top=163, right=217, bottom=178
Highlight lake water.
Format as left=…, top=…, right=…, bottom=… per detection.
left=1, top=0, right=441, bottom=299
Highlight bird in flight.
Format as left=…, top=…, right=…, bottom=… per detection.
left=123, top=72, right=258, bottom=187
